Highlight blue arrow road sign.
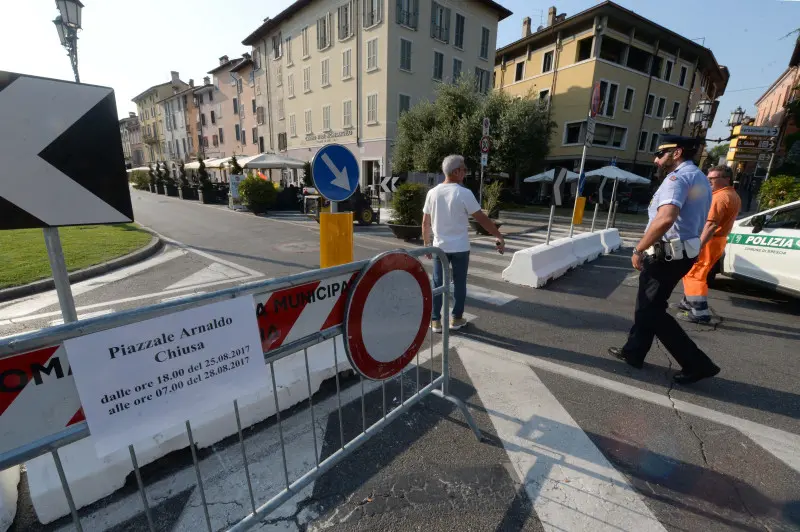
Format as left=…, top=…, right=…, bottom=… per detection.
left=312, top=144, right=360, bottom=202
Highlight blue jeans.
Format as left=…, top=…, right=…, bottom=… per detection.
left=432, top=251, right=469, bottom=321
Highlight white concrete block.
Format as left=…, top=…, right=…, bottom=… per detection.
left=598, top=229, right=623, bottom=254
left=0, top=466, right=20, bottom=531
left=26, top=338, right=352, bottom=524
left=502, top=237, right=578, bottom=288
left=571, top=232, right=603, bottom=264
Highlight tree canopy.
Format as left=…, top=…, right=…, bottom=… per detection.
left=707, top=143, right=730, bottom=165
left=392, top=76, right=555, bottom=189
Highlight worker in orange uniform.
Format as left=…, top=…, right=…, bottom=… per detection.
left=676, top=165, right=741, bottom=323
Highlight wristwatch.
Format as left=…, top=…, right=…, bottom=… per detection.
left=632, top=247, right=645, bottom=257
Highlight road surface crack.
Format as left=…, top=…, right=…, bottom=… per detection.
left=658, top=341, right=710, bottom=467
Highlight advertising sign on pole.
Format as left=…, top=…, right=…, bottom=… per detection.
left=65, top=297, right=269, bottom=456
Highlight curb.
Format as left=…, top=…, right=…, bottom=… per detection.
left=0, top=233, right=164, bottom=304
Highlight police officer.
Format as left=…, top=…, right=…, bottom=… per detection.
left=608, top=135, right=720, bottom=384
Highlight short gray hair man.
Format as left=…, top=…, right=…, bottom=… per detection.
left=708, top=165, right=733, bottom=184
left=442, top=155, right=466, bottom=177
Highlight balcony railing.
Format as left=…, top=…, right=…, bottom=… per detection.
left=143, top=134, right=158, bottom=145
left=431, top=22, right=449, bottom=43
left=397, top=8, right=418, bottom=29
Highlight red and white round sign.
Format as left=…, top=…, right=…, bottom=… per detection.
left=344, top=251, right=433, bottom=380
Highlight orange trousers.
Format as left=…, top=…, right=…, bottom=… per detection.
left=682, top=235, right=727, bottom=297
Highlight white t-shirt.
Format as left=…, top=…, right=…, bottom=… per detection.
left=422, top=183, right=481, bottom=253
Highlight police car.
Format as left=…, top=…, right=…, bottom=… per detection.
left=716, top=199, right=800, bottom=297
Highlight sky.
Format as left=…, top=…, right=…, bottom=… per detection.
left=3, top=0, right=798, bottom=144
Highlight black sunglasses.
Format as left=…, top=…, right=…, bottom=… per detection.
left=654, top=149, right=673, bottom=159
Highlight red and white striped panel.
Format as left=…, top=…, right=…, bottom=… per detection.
left=0, top=344, right=84, bottom=456
left=254, top=272, right=358, bottom=354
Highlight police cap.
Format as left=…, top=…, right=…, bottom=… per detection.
left=657, top=135, right=701, bottom=152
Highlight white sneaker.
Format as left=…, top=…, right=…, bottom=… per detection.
left=450, top=317, right=468, bottom=330
left=431, top=320, right=443, bottom=333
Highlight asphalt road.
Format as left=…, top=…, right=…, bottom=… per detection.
left=4, top=189, right=799, bottom=531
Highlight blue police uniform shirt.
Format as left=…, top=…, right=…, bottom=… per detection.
left=646, top=161, right=712, bottom=241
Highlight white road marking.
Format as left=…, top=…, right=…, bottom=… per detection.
left=0, top=249, right=187, bottom=320
left=49, top=309, right=114, bottom=326
left=452, top=336, right=800, bottom=475
left=447, top=283, right=517, bottom=306
left=164, top=262, right=247, bottom=291
left=588, top=264, right=631, bottom=271
left=160, top=291, right=207, bottom=303
left=5, top=277, right=260, bottom=325
left=459, top=342, right=670, bottom=532
left=468, top=254, right=510, bottom=268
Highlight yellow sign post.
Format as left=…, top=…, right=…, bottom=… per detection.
left=320, top=212, right=354, bottom=268
left=572, top=196, right=587, bottom=225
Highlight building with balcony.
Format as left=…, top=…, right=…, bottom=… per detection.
left=192, top=56, right=244, bottom=168
left=132, top=72, right=189, bottom=164
left=119, top=112, right=145, bottom=168
left=230, top=53, right=261, bottom=157
left=159, top=80, right=200, bottom=175
left=753, top=39, right=800, bottom=173
left=494, top=1, right=728, bottom=178
left=243, top=0, right=512, bottom=187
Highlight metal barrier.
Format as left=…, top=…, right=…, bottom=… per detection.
left=0, top=247, right=481, bottom=531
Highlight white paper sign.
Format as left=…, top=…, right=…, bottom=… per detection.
left=64, top=297, right=268, bottom=456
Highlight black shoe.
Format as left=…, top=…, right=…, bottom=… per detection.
left=675, top=311, right=711, bottom=324
left=673, top=365, right=721, bottom=385
left=608, top=347, right=644, bottom=369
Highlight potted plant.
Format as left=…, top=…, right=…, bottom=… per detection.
left=196, top=158, right=215, bottom=204
left=470, top=180, right=504, bottom=235
left=177, top=161, right=196, bottom=200
left=239, top=175, right=277, bottom=214
left=387, top=183, right=427, bottom=240
left=165, top=164, right=179, bottom=197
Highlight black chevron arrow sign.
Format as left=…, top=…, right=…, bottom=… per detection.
left=0, top=71, right=133, bottom=230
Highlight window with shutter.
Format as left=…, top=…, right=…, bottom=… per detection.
left=343, top=100, right=352, bottom=127
left=323, top=105, right=331, bottom=131
left=480, top=27, right=490, bottom=59
left=363, top=0, right=382, bottom=28
left=289, top=114, right=297, bottom=137
left=303, top=67, right=311, bottom=93
left=367, top=39, right=378, bottom=71
left=257, top=106, right=265, bottom=125
left=288, top=73, right=295, bottom=97
left=454, top=14, right=465, bottom=48
left=321, top=58, right=330, bottom=86
left=433, top=51, right=443, bottom=81
left=342, top=49, right=352, bottom=79
left=396, top=0, right=418, bottom=29
left=400, top=39, right=412, bottom=71
left=430, top=2, right=449, bottom=43
left=367, top=93, right=378, bottom=124
left=305, top=109, right=313, bottom=134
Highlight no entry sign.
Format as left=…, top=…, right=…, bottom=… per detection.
left=344, top=252, right=432, bottom=380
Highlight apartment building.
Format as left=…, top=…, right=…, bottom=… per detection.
left=119, top=113, right=135, bottom=168
left=159, top=81, right=200, bottom=173
left=132, top=72, right=189, bottom=164
left=494, top=2, right=728, bottom=178
left=230, top=53, right=261, bottom=157
left=753, top=39, right=799, bottom=171
left=126, top=114, right=146, bottom=168
left=243, top=0, right=512, bottom=187
left=191, top=56, right=246, bottom=163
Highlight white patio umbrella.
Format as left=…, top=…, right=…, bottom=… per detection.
left=244, top=152, right=306, bottom=169
left=583, top=166, right=650, bottom=184
left=523, top=168, right=580, bottom=183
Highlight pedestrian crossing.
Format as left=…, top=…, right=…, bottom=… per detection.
left=418, top=223, right=644, bottom=311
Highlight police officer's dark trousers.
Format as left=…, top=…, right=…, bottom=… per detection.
left=623, top=255, right=716, bottom=372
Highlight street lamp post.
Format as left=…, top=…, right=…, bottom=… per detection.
left=662, top=115, right=675, bottom=133
left=46, top=0, right=86, bottom=329
left=53, top=0, right=83, bottom=83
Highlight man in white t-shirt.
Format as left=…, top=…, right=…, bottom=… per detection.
left=422, top=154, right=505, bottom=333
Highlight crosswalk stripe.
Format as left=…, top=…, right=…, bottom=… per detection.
left=466, top=283, right=517, bottom=305
left=468, top=254, right=511, bottom=267
left=49, top=309, right=114, bottom=326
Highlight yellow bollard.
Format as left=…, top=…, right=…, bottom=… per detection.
left=572, top=196, right=587, bottom=225
left=320, top=212, right=354, bottom=268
